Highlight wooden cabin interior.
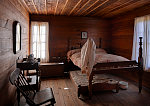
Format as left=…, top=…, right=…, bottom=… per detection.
left=1, top=0, right=150, bottom=105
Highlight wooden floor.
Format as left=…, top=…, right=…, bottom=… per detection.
left=19, top=74, right=150, bottom=106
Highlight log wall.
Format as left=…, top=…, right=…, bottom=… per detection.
left=111, top=4, right=150, bottom=89
left=30, top=15, right=111, bottom=59
left=0, top=0, right=29, bottom=105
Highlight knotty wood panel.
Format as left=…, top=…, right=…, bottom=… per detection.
left=111, top=4, right=150, bottom=89
left=0, top=0, right=29, bottom=105
left=30, top=15, right=111, bottom=59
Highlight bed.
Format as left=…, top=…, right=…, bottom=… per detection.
left=67, top=37, right=143, bottom=98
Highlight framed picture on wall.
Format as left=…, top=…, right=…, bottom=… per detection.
left=81, top=32, right=87, bottom=39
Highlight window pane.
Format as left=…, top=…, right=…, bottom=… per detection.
left=31, top=22, right=48, bottom=62
left=33, top=43, right=36, bottom=51
left=33, top=34, right=37, bottom=42
left=41, top=51, right=45, bottom=58
left=148, top=20, right=150, bottom=43
left=148, top=55, right=150, bottom=68
left=41, top=34, right=45, bottom=42
left=40, top=26, right=46, bottom=35
left=41, top=43, right=45, bottom=51
left=137, top=22, right=144, bottom=37
left=32, top=26, right=39, bottom=42
left=33, top=51, right=36, bottom=57
left=34, top=26, right=39, bottom=34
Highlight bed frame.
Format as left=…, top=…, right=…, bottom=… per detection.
left=67, top=37, right=143, bottom=98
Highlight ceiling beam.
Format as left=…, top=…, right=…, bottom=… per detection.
left=45, top=0, right=47, bottom=14
left=84, top=0, right=110, bottom=16
left=22, top=0, right=32, bottom=13
left=8, top=0, right=29, bottom=19
left=74, top=0, right=91, bottom=15
left=54, top=0, right=59, bottom=15
left=17, top=0, right=28, bottom=13
left=79, top=0, right=99, bottom=15
left=103, top=0, right=150, bottom=17
left=31, top=0, right=38, bottom=14
left=60, top=0, right=69, bottom=15
left=95, top=0, right=135, bottom=16
left=68, top=0, right=82, bottom=15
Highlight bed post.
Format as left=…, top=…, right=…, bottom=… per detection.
left=88, top=72, right=93, bottom=99
left=138, top=37, right=143, bottom=93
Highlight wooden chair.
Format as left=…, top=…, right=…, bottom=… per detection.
left=9, top=68, right=56, bottom=106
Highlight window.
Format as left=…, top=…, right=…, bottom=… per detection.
left=132, top=15, right=150, bottom=71
left=31, top=22, right=49, bottom=63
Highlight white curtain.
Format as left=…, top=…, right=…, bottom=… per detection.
left=31, top=22, right=49, bottom=63
left=132, top=15, right=150, bottom=71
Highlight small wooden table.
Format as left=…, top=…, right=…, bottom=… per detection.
left=40, top=62, right=64, bottom=77
left=17, top=58, right=41, bottom=91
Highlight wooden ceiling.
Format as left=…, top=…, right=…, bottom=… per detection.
left=19, top=0, right=150, bottom=18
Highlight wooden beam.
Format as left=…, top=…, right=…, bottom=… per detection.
left=8, top=0, right=29, bottom=19
left=37, top=0, right=41, bottom=14
left=22, top=0, right=32, bottom=13
left=31, top=0, right=38, bottom=14
left=60, top=0, right=69, bottom=15
left=79, top=0, right=99, bottom=15
left=17, top=0, right=28, bottom=13
left=54, top=0, right=59, bottom=15
left=84, top=0, right=110, bottom=16
left=101, top=0, right=143, bottom=17
left=68, top=0, right=82, bottom=15
left=93, top=0, right=133, bottom=16
left=74, top=0, right=92, bottom=15
left=45, top=0, right=47, bottom=14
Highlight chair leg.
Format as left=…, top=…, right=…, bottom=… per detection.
left=17, top=88, right=20, bottom=106
left=116, top=83, right=119, bottom=93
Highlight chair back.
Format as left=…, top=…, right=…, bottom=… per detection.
left=9, top=68, right=36, bottom=105
left=9, top=68, right=20, bottom=85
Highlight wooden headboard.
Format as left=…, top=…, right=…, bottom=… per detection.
left=68, top=38, right=102, bottom=50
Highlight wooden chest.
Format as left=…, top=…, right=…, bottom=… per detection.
left=39, top=62, right=64, bottom=77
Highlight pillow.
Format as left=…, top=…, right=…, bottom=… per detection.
left=67, top=49, right=81, bottom=59
left=96, top=48, right=107, bottom=54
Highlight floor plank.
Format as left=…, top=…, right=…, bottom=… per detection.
left=19, top=75, right=150, bottom=106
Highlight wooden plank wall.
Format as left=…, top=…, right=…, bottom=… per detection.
left=0, top=0, right=29, bottom=105
left=111, top=4, right=150, bottom=89
left=30, top=15, right=111, bottom=59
